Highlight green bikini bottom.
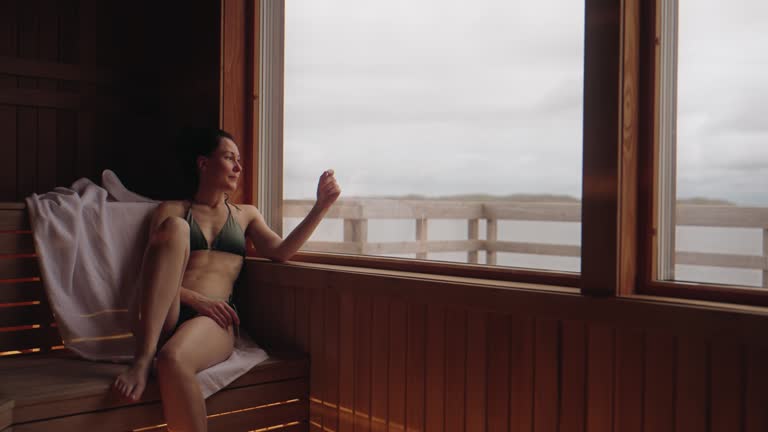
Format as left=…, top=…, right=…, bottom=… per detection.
left=175, top=298, right=238, bottom=331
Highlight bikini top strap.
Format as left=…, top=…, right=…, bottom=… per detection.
left=185, top=200, right=195, bottom=222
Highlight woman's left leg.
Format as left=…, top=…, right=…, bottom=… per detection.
left=156, top=316, right=235, bottom=432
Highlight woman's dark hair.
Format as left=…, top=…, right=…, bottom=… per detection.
left=176, top=127, right=235, bottom=198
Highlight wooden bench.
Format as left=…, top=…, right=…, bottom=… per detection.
left=0, top=203, right=309, bottom=432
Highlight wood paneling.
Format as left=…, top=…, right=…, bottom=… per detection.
left=746, top=347, right=768, bottom=432
left=710, top=343, right=745, bottom=432
left=370, top=298, right=389, bottom=432
left=406, top=303, right=426, bottom=432
left=245, top=260, right=768, bottom=432
left=324, top=289, right=340, bottom=431
left=559, top=320, right=586, bottom=432
left=644, top=333, right=676, bottom=432
left=354, top=295, right=372, bottom=432
left=509, top=317, right=534, bottom=432
left=338, top=293, right=355, bottom=432
left=613, top=328, right=643, bottom=432
left=486, top=313, right=511, bottom=432
left=388, top=300, right=407, bottom=432
left=0, top=256, right=39, bottom=279
left=0, top=0, right=223, bottom=201
left=444, top=308, right=466, bottom=432
left=586, top=325, right=614, bottom=432
left=0, top=281, right=44, bottom=303
left=533, top=319, right=559, bottom=432
left=424, top=304, right=445, bottom=432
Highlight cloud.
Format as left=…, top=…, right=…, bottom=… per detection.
left=284, top=0, right=768, bottom=206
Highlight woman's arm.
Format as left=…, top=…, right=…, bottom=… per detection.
left=180, top=287, right=239, bottom=328
left=246, top=170, right=341, bottom=262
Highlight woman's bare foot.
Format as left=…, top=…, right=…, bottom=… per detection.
left=113, top=357, right=152, bottom=401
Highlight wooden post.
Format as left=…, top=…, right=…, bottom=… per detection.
left=486, top=219, right=497, bottom=266
left=416, top=218, right=428, bottom=260
left=763, top=228, right=768, bottom=288
left=468, top=219, right=479, bottom=264
left=344, top=219, right=368, bottom=255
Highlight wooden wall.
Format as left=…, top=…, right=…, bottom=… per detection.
left=241, top=261, right=768, bottom=432
left=0, top=0, right=222, bottom=201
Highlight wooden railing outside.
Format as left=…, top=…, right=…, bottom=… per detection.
left=284, top=199, right=768, bottom=286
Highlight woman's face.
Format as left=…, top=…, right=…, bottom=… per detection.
left=198, top=137, right=242, bottom=192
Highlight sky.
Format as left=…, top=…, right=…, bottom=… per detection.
left=283, top=0, right=768, bottom=206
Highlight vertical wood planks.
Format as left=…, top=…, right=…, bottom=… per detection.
left=371, top=298, right=390, bottom=432
left=486, top=313, right=511, bottom=432
left=586, top=325, right=614, bottom=432
left=0, top=105, right=16, bottom=199
left=388, top=300, right=407, bottom=431
left=644, top=333, right=676, bottom=432
left=77, top=0, right=97, bottom=180
left=17, top=0, right=39, bottom=198
left=56, top=0, right=78, bottom=188
left=510, top=317, right=534, bottom=432
left=444, top=308, right=466, bottom=432
left=559, top=320, right=586, bottom=432
left=0, top=0, right=18, bottom=200
left=54, top=109, right=76, bottom=189
left=324, top=289, right=340, bottom=432
left=309, top=287, right=325, bottom=431
left=295, top=286, right=310, bottom=353
left=613, top=328, right=643, bottom=432
left=355, top=295, right=373, bottom=432
left=710, top=343, right=745, bottom=432
left=16, top=108, right=38, bottom=197
left=533, top=319, right=559, bottom=432
left=282, top=284, right=297, bottom=348
left=674, top=339, right=707, bottom=432
left=745, top=347, right=768, bottom=432
left=338, top=293, right=355, bottom=432
left=405, top=304, right=425, bottom=432
left=424, top=305, right=445, bottom=432
left=37, top=0, right=58, bottom=194
left=465, top=311, right=487, bottom=432
left=244, top=264, right=768, bottom=432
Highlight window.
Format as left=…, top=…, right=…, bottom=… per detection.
left=281, top=0, right=584, bottom=280
left=252, top=0, right=767, bottom=306
left=646, top=0, right=768, bottom=304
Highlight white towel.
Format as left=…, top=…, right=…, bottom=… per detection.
left=26, top=170, right=268, bottom=398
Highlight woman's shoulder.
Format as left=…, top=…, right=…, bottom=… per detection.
left=153, top=200, right=188, bottom=217
left=229, top=203, right=259, bottom=217
left=228, top=203, right=263, bottom=224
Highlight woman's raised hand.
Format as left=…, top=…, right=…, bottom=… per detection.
left=190, top=295, right=240, bottom=329
left=316, top=169, right=341, bottom=210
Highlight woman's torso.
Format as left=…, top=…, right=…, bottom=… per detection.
left=164, top=200, right=247, bottom=300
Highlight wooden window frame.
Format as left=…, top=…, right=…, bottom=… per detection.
left=634, top=0, right=768, bottom=307
left=239, top=0, right=768, bottom=306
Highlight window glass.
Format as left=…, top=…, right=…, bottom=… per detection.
left=284, top=0, right=585, bottom=272
left=663, top=0, right=768, bottom=287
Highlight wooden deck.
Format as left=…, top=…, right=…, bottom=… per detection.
left=285, top=198, right=768, bottom=284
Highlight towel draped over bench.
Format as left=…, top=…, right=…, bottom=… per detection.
left=25, top=171, right=268, bottom=398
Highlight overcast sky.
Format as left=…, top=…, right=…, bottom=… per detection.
left=283, top=0, right=768, bottom=206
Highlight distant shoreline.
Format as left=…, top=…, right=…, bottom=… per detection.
left=296, top=194, right=735, bottom=205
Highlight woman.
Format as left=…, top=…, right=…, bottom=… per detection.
left=112, top=128, right=340, bottom=431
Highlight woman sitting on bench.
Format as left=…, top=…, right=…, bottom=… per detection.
left=112, top=128, right=340, bottom=431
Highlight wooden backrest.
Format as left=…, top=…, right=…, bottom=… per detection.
left=0, top=203, right=62, bottom=356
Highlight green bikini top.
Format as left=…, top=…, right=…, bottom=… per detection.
left=186, top=201, right=246, bottom=257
